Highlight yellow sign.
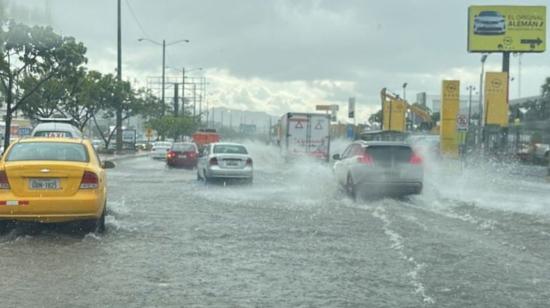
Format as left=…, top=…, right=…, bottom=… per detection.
left=468, top=6, right=546, bottom=52
left=440, top=80, right=460, bottom=158
left=484, top=72, right=509, bottom=127
left=146, top=128, right=154, bottom=138
left=382, top=99, right=406, bottom=132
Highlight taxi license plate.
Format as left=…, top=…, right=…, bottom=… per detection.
left=29, top=178, right=60, bottom=190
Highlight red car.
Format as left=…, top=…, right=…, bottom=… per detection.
left=166, top=143, right=199, bottom=168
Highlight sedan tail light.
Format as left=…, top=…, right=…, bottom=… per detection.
left=0, top=171, right=10, bottom=189
left=80, top=171, right=99, bottom=189
left=357, top=154, right=374, bottom=165
left=209, top=157, right=218, bottom=166
left=167, top=151, right=177, bottom=159
left=409, top=152, right=423, bottom=165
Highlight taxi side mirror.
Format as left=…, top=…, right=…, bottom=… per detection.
left=102, top=160, right=116, bottom=169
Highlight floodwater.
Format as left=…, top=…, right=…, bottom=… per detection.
left=1, top=141, right=549, bottom=307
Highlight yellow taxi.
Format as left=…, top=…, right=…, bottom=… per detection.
left=0, top=137, right=115, bottom=233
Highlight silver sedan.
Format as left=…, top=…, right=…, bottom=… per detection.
left=197, top=143, right=253, bottom=183
left=333, top=141, right=423, bottom=198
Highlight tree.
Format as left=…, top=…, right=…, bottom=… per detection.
left=148, top=115, right=197, bottom=141
left=18, top=74, right=68, bottom=120
left=540, top=77, right=550, bottom=119
left=0, top=21, right=87, bottom=149
left=368, top=109, right=382, bottom=125
left=92, top=75, right=162, bottom=149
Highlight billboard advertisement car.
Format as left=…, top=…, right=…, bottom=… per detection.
left=468, top=6, right=546, bottom=52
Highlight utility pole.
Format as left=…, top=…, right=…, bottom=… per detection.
left=198, top=94, right=203, bottom=125
left=478, top=54, right=488, bottom=146
left=182, top=68, right=185, bottom=115
left=161, top=39, right=166, bottom=116
left=173, top=83, right=179, bottom=116
left=193, top=83, right=197, bottom=119
left=116, top=0, right=123, bottom=152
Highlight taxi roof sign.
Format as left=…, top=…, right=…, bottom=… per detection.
left=468, top=5, right=546, bottom=53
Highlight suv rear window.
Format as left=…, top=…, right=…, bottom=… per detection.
left=365, top=145, right=412, bottom=164
left=6, top=142, right=89, bottom=162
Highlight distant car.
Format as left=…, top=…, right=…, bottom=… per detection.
left=135, top=139, right=148, bottom=151
left=474, top=11, right=506, bottom=35
left=533, top=143, right=550, bottom=164
left=151, top=141, right=172, bottom=159
left=197, top=142, right=253, bottom=183
left=31, top=118, right=82, bottom=138
left=333, top=141, right=423, bottom=199
left=166, top=142, right=199, bottom=168
left=0, top=137, right=115, bottom=233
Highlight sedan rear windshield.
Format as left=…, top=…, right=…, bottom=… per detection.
left=6, top=142, right=89, bottom=162
left=172, top=144, right=196, bottom=152
left=213, top=145, right=248, bottom=154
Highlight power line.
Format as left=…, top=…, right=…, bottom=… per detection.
left=124, top=0, right=150, bottom=38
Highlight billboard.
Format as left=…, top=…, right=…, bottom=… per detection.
left=122, top=129, right=136, bottom=143
left=484, top=72, right=509, bottom=127
left=468, top=6, right=546, bottom=52
left=440, top=80, right=460, bottom=158
left=382, top=99, right=406, bottom=132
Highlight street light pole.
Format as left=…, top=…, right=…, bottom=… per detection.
left=137, top=38, right=190, bottom=118
left=116, top=0, right=123, bottom=152
left=467, top=86, right=475, bottom=126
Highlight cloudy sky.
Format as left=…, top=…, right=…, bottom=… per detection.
left=5, top=0, right=550, bottom=121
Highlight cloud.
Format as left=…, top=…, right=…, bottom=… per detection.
left=6, top=0, right=550, bottom=119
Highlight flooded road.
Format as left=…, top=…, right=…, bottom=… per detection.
left=1, top=143, right=550, bottom=307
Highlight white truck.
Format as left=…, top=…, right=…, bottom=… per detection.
left=278, top=112, right=331, bottom=162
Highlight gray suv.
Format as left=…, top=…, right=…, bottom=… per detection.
left=333, top=141, right=423, bottom=199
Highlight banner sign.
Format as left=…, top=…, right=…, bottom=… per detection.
left=440, top=80, right=460, bottom=157
left=484, top=72, right=509, bottom=127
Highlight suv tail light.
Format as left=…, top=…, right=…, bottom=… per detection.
left=409, top=152, right=423, bottom=165
left=246, top=158, right=253, bottom=166
left=0, top=171, right=10, bottom=189
left=357, top=153, right=374, bottom=165
left=209, top=157, right=218, bottom=166
left=80, top=171, right=99, bottom=189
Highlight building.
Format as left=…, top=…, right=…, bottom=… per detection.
left=423, top=94, right=481, bottom=116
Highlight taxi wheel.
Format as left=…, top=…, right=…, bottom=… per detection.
left=80, top=205, right=106, bottom=234
left=0, top=220, right=12, bottom=234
